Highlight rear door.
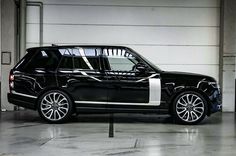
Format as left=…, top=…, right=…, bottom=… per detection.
left=57, top=47, right=108, bottom=107
left=71, top=47, right=107, bottom=104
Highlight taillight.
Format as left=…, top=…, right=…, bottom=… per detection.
left=10, top=74, right=14, bottom=81
left=9, top=73, right=14, bottom=91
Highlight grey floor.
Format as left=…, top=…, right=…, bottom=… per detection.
left=0, top=111, right=235, bottom=156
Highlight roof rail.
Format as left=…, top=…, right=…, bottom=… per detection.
left=51, top=44, right=58, bottom=47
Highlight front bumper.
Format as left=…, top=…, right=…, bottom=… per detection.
left=209, top=89, right=222, bottom=113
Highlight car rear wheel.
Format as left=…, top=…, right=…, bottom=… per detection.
left=38, top=90, right=73, bottom=123
left=173, top=91, right=207, bottom=124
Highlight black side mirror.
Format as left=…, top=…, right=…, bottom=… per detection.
left=135, top=63, right=147, bottom=73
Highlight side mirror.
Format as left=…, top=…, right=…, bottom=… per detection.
left=135, top=63, right=148, bottom=73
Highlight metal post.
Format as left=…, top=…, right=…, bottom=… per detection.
left=27, top=1, right=43, bottom=46
left=19, top=0, right=26, bottom=59
left=219, top=0, right=224, bottom=95
left=109, top=113, right=114, bottom=138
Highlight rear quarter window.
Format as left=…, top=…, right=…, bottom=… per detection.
left=24, top=49, right=62, bottom=72
left=14, top=50, right=36, bottom=71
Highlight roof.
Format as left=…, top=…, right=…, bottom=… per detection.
left=27, top=45, right=131, bottom=51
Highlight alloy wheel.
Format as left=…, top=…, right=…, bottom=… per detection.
left=40, top=92, right=69, bottom=121
left=176, top=93, right=205, bottom=123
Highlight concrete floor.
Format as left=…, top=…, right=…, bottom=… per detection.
left=0, top=111, right=235, bottom=156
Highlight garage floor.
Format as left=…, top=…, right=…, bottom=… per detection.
left=0, top=111, right=235, bottom=156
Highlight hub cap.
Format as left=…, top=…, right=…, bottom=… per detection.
left=41, top=92, right=69, bottom=121
left=176, top=93, right=205, bottom=122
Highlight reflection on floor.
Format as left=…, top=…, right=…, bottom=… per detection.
left=0, top=111, right=235, bottom=156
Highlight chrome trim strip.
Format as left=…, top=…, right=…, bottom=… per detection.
left=149, top=78, right=161, bottom=106
left=11, top=91, right=37, bottom=99
left=80, top=71, right=102, bottom=82
left=136, top=74, right=159, bottom=82
left=74, top=101, right=158, bottom=106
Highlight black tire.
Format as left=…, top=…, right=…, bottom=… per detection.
left=172, top=91, right=207, bottom=125
left=37, top=90, right=73, bottom=123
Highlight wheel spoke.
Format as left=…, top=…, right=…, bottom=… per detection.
left=48, top=94, right=52, bottom=102
left=48, top=109, right=54, bottom=119
left=192, top=97, right=200, bottom=105
left=187, top=94, right=191, bottom=103
left=190, top=111, right=195, bottom=120
left=177, top=108, right=187, bottom=114
left=58, top=98, right=67, bottom=104
left=193, top=101, right=203, bottom=106
left=53, top=93, right=57, bottom=102
left=193, top=108, right=202, bottom=114
left=192, top=111, right=200, bottom=119
left=58, top=108, right=66, bottom=115
left=44, top=98, right=52, bottom=104
left=182, top=97, right=188, bottom=105
left=194, top=107, right=204, bottom=110
left=55, top=110, right=61, bottom=119
left=177, top=101, right=187, bottom=106
left=41, top=105, right=51, bottom=110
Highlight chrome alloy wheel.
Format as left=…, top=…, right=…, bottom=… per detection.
left=176, top=93, right=205, bottom=123
left=40, top=92, right=69, bottom=121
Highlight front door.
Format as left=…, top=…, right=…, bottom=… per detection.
left=102, top=48, right=161, bottom=106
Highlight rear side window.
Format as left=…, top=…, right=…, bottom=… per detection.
left=73, top=48, right=101, bottom=70
left=25, top=49, right=62, bottom=71
left=58, top=49, right=73, bottom=69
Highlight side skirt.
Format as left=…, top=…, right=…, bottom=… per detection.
left=75, top=103, right=169, bottom=114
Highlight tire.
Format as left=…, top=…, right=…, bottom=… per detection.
left=38, top=90, right=73, bottom=123
left=172, top=91, right=207, bottom=125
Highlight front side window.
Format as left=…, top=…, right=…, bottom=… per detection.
left=73, top=47, right=101, bottom=71
left=103, top=48, right=141, bottom=71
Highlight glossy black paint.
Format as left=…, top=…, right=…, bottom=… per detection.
left=160, top=71, right=221, bottom=114
left=8, top=45, right=221, bottom=116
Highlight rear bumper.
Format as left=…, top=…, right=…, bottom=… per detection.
left=7, top=92, right=37, bottom=110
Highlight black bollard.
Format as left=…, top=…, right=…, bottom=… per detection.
left=109, top=113, right=114, bottom=138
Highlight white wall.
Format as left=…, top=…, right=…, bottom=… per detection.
left=27, top=0, right=220, bottom=81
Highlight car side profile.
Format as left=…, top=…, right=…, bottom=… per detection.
left=8, top=45, right=221, bottom=124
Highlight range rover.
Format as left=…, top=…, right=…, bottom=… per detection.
left=8, top=45, right=221, bottom=124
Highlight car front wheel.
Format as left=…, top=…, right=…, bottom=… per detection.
left=173, top=91, right=207, bottom=124
left=38, top=90, right=73, bottom=123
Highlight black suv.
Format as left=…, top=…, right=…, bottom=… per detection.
left=8, top=45, right=221, bottom=124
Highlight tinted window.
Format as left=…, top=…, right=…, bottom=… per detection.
left=58, top=49, right=73, bottom=69
left=73, top=48, right=101, bottom=70
left=26, top=49, right=62, bottom=71
left=14, top=50, right=36, bottom=71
